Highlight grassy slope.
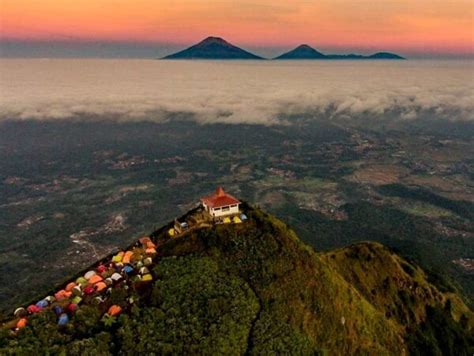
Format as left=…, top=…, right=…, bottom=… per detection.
left=1, top=207, right=472, bottom=354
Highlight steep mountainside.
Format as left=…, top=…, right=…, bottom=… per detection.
left=162, top=37, right=263, bottom=60
left=1, top=205, right=472, bottom=354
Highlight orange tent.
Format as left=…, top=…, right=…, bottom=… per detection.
left=89, top=274, right=103, bottom=284
left=145, top=247, right=157, bottom=255
left=108, top=305, right=122, bottom=316
left=65, top=282, right=76, bottom=292
left=55, top=290, right=72, bottom=301
left=139, top=236, right=151, bottom=245
left=146, top=241, right=156, bottom=249
left=54, top=291, right=64, bottom=300
left=95, top=281, right=107, bottom=292
left=16, top=318, right=27, bottom=329
left=122, top=251, right=134, bottom=264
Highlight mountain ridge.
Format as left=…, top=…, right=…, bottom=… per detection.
left=162, top=37, right=406, bottom=60
left=1, top=204, right=471, bottom=354
left=275, top=44, right=405, bottom=60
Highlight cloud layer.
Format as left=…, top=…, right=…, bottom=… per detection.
left=1, top=59, right=473, bottom=125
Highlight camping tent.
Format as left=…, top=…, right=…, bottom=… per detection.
left=72, top=286, right=82, bottom=296
left=67, top=303, right=78, bottom=314
left=16, top=318, right=27, bottom=329
left=89, top=274, right=103, bottom=284
left=45, top=296, right=56, bottom=303
left=111, top=273, right=123, bottom=282
left=58, top=313, right=69, bottom=326
left=53, top=306, right=63, bottom=316
left=95, top=282, right=107, bottom=292
left=123, top=265, right=134, bottom=274
left=145, top=247, right=157, bottom=255
left=14, top=307, right=27, bottom=318
left=65, top=282, right=76, bottom=291
left=35, top=300, right=48, bottom=309
left=139, top=267, right=150, bottom=275
left=55, top=290, right=72, bottom=301
left=112, top=251, right=125, bottom=263
left=27, top=305, right=41, bottom=314
left=141, top=274, right=153, bottom=282
left=71, top=296, right=82, bottom=305
left=108, top=305, right=122, bottom=316
left=146, top=241, right=156, bottom=249
left=83, top=286, right=95, bottom=295
left=76, top=277, right=88, bottom=286
left=84, top=270, right=97, bottom=280
left=122, top=251, right=134, bottom=264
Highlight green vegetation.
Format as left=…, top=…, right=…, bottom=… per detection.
left=275, top=199, right=474, bottom=306
left=1, top=119, right=473, bottom=317
left=377, top=184, right=474, bottom=220
left=1, top=207, right=472, bottom=354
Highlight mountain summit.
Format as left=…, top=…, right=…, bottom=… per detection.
left=1, top=203, right=472, bottom=354
left=163, top=36, right=263, bottom=60
left=275, top=44, right=326, bottom=59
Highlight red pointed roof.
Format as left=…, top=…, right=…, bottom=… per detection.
left=201, top=187, right=240, bottom=209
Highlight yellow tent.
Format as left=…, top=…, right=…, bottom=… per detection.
left=233, top=216, right=242, bottom=224
left=168, top=228, right=175, bottom=237
left=71, top=296, right=82, bottom=305
left=141, top=274, right=153, bottom=282
left=223, top=217, right=231, bottom=224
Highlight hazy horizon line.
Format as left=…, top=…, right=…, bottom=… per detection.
left=1, top=39, right=474, bottom=60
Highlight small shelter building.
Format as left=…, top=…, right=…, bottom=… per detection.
left=201, top=187, right=240, bottom=218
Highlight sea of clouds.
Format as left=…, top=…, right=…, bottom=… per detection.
left=0, top=59, right=473, bottom=125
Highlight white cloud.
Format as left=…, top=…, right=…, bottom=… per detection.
left=0, top=59, right=473, bottom=124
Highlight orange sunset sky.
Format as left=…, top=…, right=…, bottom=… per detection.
left=0, top=0, right=473, bottom=57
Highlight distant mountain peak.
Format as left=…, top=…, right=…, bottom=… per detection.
left=368, top=52, right=405, bottom=60
left=195, top=37, right=231, bottom=47
left=163, top=36, right=263, bottom=60
left=199, top=36, right=227, bottom=43
left=296, top=44, right=312, bottom=49
left=274, top=44, right=326, bottom=59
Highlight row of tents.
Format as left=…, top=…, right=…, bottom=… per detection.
left=10, top=236, right=159, bottom=331
left=7, top=210, right=251, bottom=331
left=168, top=213, right=248, bottom=237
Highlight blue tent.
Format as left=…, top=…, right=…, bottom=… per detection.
left=123, top=265, right=134, bottom=274
left=53, top=306, right=63, bottom=316
left=36, top=300, right=48, bottom=308
left=240, top=213, right=248, bottom=221
left=58, top=313, right=69, bottom=326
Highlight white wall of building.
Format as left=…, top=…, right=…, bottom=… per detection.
left=203, top=203, right=239, bottom=217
